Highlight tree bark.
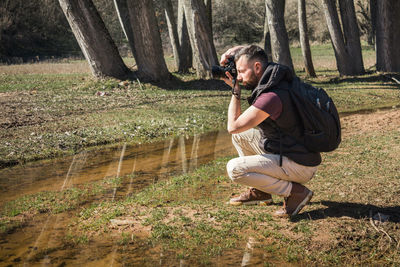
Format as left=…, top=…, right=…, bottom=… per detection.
left=370, top=0, right=377, bottom=49
left=125, top=0, right=170, bottom=82
left=113, top=0, right=136, bottom=59
left=177, top=0, right=192, bottom=71
left=265, top=0, right=294, bottom=73
left=298, top=0, right=316, bottom=77
left=376, top=0, right=400, bottom=72
left=164, top=0, right=181, bottom=71
left=339, top=0, right=364, bottom=75
left=58, top=0, right=130, bottom=79
left=183, top=0, right=218, bottom=78
left=263, top=0, right=272, bottom=62
left=320, top=0, right=353, bottom=75
left=204, top=0, right=213, bottom=38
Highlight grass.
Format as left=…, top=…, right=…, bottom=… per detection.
left=1, top=45, right=399, bottom=167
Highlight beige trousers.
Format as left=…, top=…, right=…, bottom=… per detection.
left=226, top=128, right=317, bottom=197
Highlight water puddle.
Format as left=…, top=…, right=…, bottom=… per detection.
left=2, top=130, right=270, bottom=265
left=0, top=130, right=235, bottom=205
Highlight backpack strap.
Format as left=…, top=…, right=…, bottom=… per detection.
left=268, top=120, right=283, bottom=167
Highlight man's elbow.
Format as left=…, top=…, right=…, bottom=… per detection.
left=227, top=125, right=239, bottom=134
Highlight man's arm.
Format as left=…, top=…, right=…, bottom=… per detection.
left=227, top=82, right=270, bottom=134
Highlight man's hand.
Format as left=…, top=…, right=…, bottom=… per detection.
left=223, top=71, right=241, bottom=98
left=220, top=45, right=244, bottom=65
left=220, top=45, right=243, bottom=89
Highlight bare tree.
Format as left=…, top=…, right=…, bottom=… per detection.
left=370, top=0, right=377, bottom=49
left=58, top=0, right=130, bottom=79
left=113, top=0, right=136, bottom=58
left=164, top=0, right=181, bottom=71
left=356, top=0, right=375, bottom=46
left=204, top=0, right=213, bottom=38
left=177, top=0, right=192, bottom=72
left=263, top=0, right=272, bottom=61
left=164, top=0, right=192, bottom=73
left=298, top=0, right=316, bottom=77
left=339, top=0, right=364, bottom=74
left=265, top=0, right=294, bottom=72
left=376, top=0, right=400, bottom=72
left=183, top=0, right=218, bottom=78
left=123, top=0, right=170, bottom=82
left=321, top=0, right=364, bottom=76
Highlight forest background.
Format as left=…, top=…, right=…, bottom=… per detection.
left=0, top=0, right=374, bottom=63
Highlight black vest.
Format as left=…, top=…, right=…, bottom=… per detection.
left=248, top=63, right=321, bottom=167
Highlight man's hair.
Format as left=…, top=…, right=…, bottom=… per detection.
left=234, top=45, right=268, bottom=69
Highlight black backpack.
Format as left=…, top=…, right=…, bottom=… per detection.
left=288, top=77, right=341, bottom=152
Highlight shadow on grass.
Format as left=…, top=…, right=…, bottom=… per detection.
left=313, top=73, right=400, bottom=89
left=129, top=69, right=231, bottom=91
left=155, top=74, right=232, bottom=92
left=292, top=201, right=400, bottom=223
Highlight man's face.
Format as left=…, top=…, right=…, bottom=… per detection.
left=236, top=56, right=258, bottom=90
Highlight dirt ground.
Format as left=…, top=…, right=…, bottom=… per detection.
left=341, top=108, right=400, bottom=136
left=0, top=91, right=52, bottom=129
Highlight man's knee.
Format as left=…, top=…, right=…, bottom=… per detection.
left=231, top=133, right=241, bottom=147
left=232, top=129, right=254, bottom=143
left=226, top=158, right=244, bottom=181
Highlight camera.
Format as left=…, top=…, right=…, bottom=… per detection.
left=212, top=56, right=237, bottom=80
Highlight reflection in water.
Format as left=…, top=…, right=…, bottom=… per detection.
left=112, top=143, right=126, bottom=201
left=0, top=130, right=238, bottom=265
left=126, top=157, right=137, bottom=196
left=61, top=151, right=88, bottom=191
left=179, top=135, right=187, bottom=174
left=189, top=134, right=201, bottom=172
left=0, top=130, right=235, bottom=205
left=241, top=237, right=256, bottom=266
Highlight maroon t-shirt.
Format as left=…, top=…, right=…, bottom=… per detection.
left=252, top=92, right=282, bottom=120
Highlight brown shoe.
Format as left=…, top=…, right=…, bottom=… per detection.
left=229, top=188, right=273, bottom=206
left=274, top=183, right=313, bottom=217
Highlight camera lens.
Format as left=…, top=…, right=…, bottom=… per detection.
left=212, top=65, right=225, bottom=78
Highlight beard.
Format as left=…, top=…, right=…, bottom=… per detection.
left=242, top=71, right=258, bottom=90
left=244, top=82, right=256, bottom=91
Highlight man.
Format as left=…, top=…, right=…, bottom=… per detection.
left=220, top=45, right=320, bottom=217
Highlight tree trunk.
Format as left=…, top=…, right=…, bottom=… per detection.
left=320, top=0, right=353, bottom=75
left=58, top=0, right=130, bottom=79
left=339, top=0, right=364, bottom=75
left=376, top=0, right=400, bottom=72
left=164, top=0, right=181, bottom=71
left=204, top=0, right=213, bottom=38
left=265, top=0, right=294, bottom=73
left=298, top=0, right=316, bottom=77
left=263, top=0, right=272, bottom=62
left=370, top=0, right=377, bottom=49
left=113, top=0, right=136, bottom=60
left=126, top=0, right=170, bottom=82
left=177, top=0, right=192, bottom=72
left=183, top=0, right=218, bottom=78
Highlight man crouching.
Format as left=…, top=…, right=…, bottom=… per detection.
left=220, top=45, right=320, bottom=217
